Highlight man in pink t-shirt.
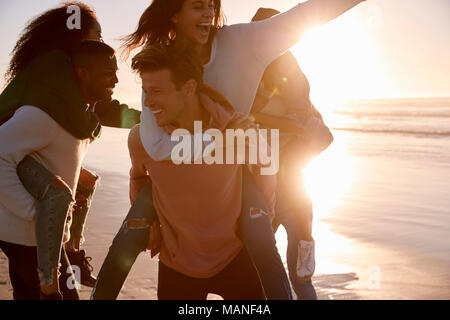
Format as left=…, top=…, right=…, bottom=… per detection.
left=127, top=44, right=275, bottom=300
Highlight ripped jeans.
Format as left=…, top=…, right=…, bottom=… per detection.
left=240, top=167, right=292, bottom=300
left=92, top=167, right=292, bottom=300
left=68, top=168, right=99, bottom=250
left=16, top=156, right=97, bottom=291
left=17, top=156, right=74, bottom=286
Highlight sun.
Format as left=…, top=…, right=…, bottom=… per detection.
left=290, top=12, right=385, bottom=111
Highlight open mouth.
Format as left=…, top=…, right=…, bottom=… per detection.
left=151, top=108, right=165, bottom=125
left=197, top=22, right=211, bottom=36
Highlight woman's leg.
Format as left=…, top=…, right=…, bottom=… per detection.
left=16, top=155, right=74, bottom=297
left=91, top=181, right=156, bottom=300
left=276, top=176, right=317, bottom=300
left=285, top=175, right=316, bottom=280
left=68, top=167, right=99, bottom=251
left=285, top=222, right=317, bottom=300
left=66, top=167, right=99, bottom=287
left=282, top=209, right=318, bottom=300
left=240, top=167, right=292, bottom=300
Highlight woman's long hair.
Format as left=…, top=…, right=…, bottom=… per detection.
left=4, top=2, right=98, bottom=83
left=121, top=0, right=225, bottom=60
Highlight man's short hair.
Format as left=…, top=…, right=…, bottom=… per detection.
left=131, top=42, right=203, bottom=91
left=72, top=40, right=116, bottom=67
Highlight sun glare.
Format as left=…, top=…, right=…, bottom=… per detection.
left=276, top=136, right=357, bottom=275
left=274, top=15, right=373, bottom=277
left=291, top=13, right=385, bottom=111
left=284, top=15, right=368, bottom=221
left=297, top=137, right=357, bottom=274
left=302, top=136, right=356, bottom=221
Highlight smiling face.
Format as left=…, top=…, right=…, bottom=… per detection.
left=172, top=0, right=215, bottom=46
left=82, top=55, right=118, bottom=103
left=142, top=69, right=186, bottom=127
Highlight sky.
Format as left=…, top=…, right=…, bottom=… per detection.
left=0, top=0, right=449, bottom=108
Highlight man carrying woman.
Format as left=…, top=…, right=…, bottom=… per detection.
left=128, top=43, right=278, bottom=299
left=115, top=0, right=366, bottom=300
left=0, top=2, right=133, bottom=299
left=0, top=39, right=119, bottom=299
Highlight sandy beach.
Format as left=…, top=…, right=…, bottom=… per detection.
left=1, top=98, right=450, bottom=300
left=2, top=169, right=448, bottom=300
left=0, top=0, right=449, bottom=303
left=1, top=166, right=449, bottom=300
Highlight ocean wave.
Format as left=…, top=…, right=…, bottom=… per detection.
left=343, top=97, right=450, bottom=109
left=332, top=110, right=450, bottom=118
left=331, top=127, right=450, bottom=137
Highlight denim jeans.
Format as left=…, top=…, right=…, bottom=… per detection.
left=272, top=175, right=318, bottom=300
left=69, top=169, right=99, bottom=246
left=91, top=181, right=156, bottom=300
left=241, top=168, right=293, bottom=300
left=92, top=167, right=293, bottom=300
left=16, top=156, right=74, bottom=285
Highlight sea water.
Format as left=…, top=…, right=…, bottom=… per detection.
left=84, top=97, right=450, bottom=287
left=315, top=97, right=450, bottom=263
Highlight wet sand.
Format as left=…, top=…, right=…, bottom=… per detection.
left=1, top=169, right=448, bottom=300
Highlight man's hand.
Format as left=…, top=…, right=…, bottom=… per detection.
left=227, top=114, right=258, bottom=131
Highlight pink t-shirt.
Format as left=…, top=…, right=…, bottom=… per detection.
left=128, top=86, right=276, bottom=278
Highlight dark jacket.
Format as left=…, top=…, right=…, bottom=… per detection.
left=0, top=50, right=141, bottom=138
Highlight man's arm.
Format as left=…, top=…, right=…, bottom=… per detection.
left=127, top=125, right=161, bottom=256
left=225, top=113, right=277, bottom=175
left=94, top=100, right=141, bottom=129
left=0, top=106, right=56, bottom=221
left=128, top=125, right=151, bottom=204
left=251, top=112, right=305, bottom=134
left=263, top=52, right=313, bottom=122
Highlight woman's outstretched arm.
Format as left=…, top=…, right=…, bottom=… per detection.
left=243, top=0, right=366, bottom=65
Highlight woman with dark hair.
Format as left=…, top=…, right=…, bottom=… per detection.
left=4, top=2, right=101, bottom=84
left=121, top=0, right=224, bottom=57
left=0, top=2, right=105, bottom=300
left=1, top=1, right=102, bottom=138
left=92, top=0, right=366, bottom=300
